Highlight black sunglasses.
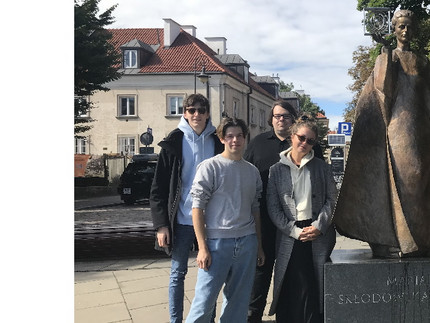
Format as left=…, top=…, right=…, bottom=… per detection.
left=295, top=134, right=316, bottom=146
left=186, top=107, right=207, bottom=114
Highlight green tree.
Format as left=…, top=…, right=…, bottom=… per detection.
left=345, top=45, right=376, bottom=122
left=74, top=0, right=122, bottom=136
left=279, top=80, right=295, bottom=92
left=345, top=1, right=430, bottom=123
left=280, top=81, right=329, bottom=153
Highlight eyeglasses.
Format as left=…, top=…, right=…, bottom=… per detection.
left=295, top=134, right=316, bottom=146
left=186, top=107, right=207, bottom=114
left=273, top=114, right=293, bottom=121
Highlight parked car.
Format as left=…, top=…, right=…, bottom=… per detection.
left=117, top=153, right=158, bottom=204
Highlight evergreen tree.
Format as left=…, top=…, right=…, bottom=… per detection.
left=74, top=0, right=122, bottom=136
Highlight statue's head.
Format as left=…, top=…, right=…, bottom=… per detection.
left=391, top=10, right=417, bottom=46
left=391, top=9, right=416, bottom=28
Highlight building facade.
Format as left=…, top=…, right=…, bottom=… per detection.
left=77, top=18, right=279, bottom=156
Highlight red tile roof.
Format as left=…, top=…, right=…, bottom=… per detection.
left=107, top=28, right=276, bottom=99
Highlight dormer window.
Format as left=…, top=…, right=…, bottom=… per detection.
left=124, top=50, right=137, bottom=68
left=215, top=54, right=250, bottom=82
left=120, top=39, right=159, bottom=70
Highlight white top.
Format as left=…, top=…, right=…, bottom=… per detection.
left=279, top=147, right=314, bottom=239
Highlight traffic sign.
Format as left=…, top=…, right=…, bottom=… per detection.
left=331, top=147, right=344, bottom=159
left=140, top=132, right=153, bottom=145
left=338, top=122, right=352, bottom=135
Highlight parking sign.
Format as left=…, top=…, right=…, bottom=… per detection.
left=338, top=122, right=352, bottom=136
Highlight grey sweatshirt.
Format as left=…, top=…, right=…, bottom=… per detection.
left=191, top=154, right=262, bottom=239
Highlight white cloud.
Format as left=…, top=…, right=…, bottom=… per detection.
left=99, top=0, right=373, bottom=116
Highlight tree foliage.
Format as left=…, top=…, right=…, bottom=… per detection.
left=279, top=81, right=329, bottom=152
left=279, top=80, right=294, bottom=92
left=345, top=0, right=430, bottom=123
left=74, top=0, right=122, bottom=136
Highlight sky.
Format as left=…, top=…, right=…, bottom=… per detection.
left=99, top=0, right=373, bottom=130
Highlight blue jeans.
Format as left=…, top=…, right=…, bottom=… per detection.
left=186, top=234, right=258, bottom=323
left=169, top=224, right=196, bottom=323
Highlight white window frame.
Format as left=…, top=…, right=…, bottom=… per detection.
left=167, top=94, right=185, bottom=116
left=118, top=136, right=136, bottom=156
left=75, top=137, right=88, bottom=154
left=118, top=95, right=137, bottom=117
left=124, top=49, right=137, bottom=68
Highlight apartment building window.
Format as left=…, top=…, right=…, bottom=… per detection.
left=118, top=136, right=136, bottom=156
left=233, top=100, right=239, bottom=117
left=259, top=109, right=266, bottom=129
left=250, top=106, right=256, bottom=125
left=118, top=95, right=137, bottom=117
left=75, top=137, right=88, bottom=154
left=168, top=95, right=184, bottom=115
left=124, top=50, right=137, bottom=68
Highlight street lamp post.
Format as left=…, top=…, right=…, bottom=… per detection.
left=193, top=56, right=210, bottom=99
left=363, top=7, right=392, bottom=45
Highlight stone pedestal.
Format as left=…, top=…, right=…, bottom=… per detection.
left=324, top=249, right=430, bottom=323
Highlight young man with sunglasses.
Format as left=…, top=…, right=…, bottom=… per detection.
left=244, top=101, right=323, bottom=323
left=150, top=93, right=223, bottom=323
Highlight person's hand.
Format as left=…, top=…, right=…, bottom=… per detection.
left=257, top=247, right=265, bottom=267
left=196, top=248, right=211, bottom=271
left=299, top=225, right=321, bottom=242
left=157, top=226, right=170, bottom=247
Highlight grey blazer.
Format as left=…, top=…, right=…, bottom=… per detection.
left=267, top=157, right=337, bottom=315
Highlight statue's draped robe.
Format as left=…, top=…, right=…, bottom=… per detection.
left=334, top=49, right=430, bottom=254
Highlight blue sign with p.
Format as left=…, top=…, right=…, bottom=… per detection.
left=338, top=122, right=352, bottom=135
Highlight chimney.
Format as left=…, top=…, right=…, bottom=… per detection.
left=181, top=25, right=197, bottom=37
left=163, top=18, right=181, bottom=48
left=205, top=37, right=227, bottom=55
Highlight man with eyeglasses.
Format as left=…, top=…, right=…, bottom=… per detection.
left=150, top=93, right=223, bottom=323
left=244, top=100, right=323, bottom=323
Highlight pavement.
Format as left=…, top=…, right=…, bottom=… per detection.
left=74, top=195, right=371, bottom=323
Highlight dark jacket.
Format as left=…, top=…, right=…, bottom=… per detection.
left=149, top=127, right=223, bottom=254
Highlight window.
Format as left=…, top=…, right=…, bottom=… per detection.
left=124, top=50, right=137, bottom=68
left=118, top=136, right=136, bottom=156
left=259, top=109, right=266, bottom=128
left=168, top=95, right=184, bottom=115
left=250, top=106, right=256, bottom=125
left=233, top=100, right=239, bottom=117
left=75, top=138, right=88, bottom=154
left=118, top=95, right=136, bottom=117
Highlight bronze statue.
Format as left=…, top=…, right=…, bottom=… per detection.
left=334, top=10, right=430, bottom=258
